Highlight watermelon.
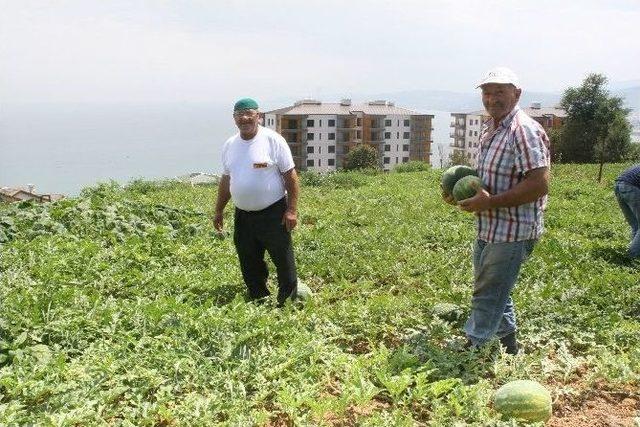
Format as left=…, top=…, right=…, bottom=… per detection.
left=452, top=175, right=483, bottom=202
left=293, top=280, right=313, bottom=301
left=441, top=165, right=477, bottom=196
left=494, top=380, right=552, bottom=423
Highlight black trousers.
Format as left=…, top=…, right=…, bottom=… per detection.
left=233, top=198, right=297, bottom=304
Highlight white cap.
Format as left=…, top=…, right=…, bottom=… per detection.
left=476, top=67, right=521, bottom=89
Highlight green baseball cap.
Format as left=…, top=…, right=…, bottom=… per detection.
left=234, top=98, right=259, bottom=111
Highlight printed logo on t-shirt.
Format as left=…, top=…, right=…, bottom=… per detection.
left=253, top=162, right=269, bottom=169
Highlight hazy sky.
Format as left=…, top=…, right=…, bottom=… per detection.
left=2, top=0, right=639, bottom=106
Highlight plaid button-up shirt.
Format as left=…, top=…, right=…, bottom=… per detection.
left=475, top=106, right=550, bottom=243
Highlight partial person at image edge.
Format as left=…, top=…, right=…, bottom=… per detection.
left=614, top=164, right=640, bottom=259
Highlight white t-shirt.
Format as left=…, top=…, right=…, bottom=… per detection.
left=221, top=126, right=295, bottom=211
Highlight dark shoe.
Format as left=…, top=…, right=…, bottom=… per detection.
left=499, top=332, right=519, bottom=355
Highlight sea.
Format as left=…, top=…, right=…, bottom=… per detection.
left=0, top=102, right=452, bottom=196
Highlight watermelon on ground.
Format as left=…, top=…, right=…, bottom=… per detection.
left=294, top=280, right=313, bottom=301
left=452, top=175, right=483, bottom=202
left=441, top=165, right=477, bottom=196
left=494, top=380, right=552, bottom=423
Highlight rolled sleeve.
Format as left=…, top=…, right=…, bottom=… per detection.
left=513, top=121, right=550, bottom=175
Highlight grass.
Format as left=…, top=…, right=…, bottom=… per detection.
left=0, top=163, right=638, bottom=425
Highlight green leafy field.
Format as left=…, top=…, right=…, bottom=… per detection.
left=1, top=164, right=638, bottom=426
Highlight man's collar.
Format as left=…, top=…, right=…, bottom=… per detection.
left=496, top=105, right=520, bottom=129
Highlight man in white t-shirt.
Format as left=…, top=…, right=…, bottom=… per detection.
left=214, top=98, right=300, bottom=305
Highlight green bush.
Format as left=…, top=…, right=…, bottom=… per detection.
left=343, top=144, right=380, bottom=171
left=393, top=161, right=431, bottom=173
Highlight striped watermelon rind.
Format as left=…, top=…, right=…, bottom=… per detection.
left=441, top=165, right=477, bottom=196
left=452, top=175, right=483, bottom=202
left=494, top=380, right=552, bottom=423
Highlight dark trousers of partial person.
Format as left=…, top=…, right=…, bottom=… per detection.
left=233, top=198, right=297, bottom=305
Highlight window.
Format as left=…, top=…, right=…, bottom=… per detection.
left=307, top=133, right=314, bottom=140
left=383, top=157, right=390, bottom=164
left=468, top=141, right=471, bottom=148
left=307, top=159, right=314, bottom=167
left=395, top=158, right=399, bottom=164
left=384, top=144, right=391, bottom=151
left=357, top=118, right=362, bottom=126
left=328, top=145, right=335, bottom=153
left=474, top=131, right=478, bottom=136
left=307, top=119, right=314, bottom=127
left=404, top=119, right=410, bottom=126
left=384, top=132, right=391, bottom=139
left=318, top=159, right=322, bottom=167
left=328, top=132, right=335, bottom=140
left=328, top=119, right=335, bottom=127
left=403, top=157, right=409, bottom=163
left=319, top=133, right=322, bottom=140
left=396, top=132, right=400, bottom=139
left=469, top=130, right=472, bottom=136
left=475, top=119, right=479, bottom=125
left=385, top=119, right=392, bottom=126
left=319, top=146, right=322, bottom=154
left=328, top=158, right=335, bottom=166
left=356, top=130, right=362, bottom=139
left=307, top=146, right=314, bottom=153
left=403, top=132, right=410, bottom=139
left=402, top=144, right=409, bottom=151
left=319, top=120, right=322, bottom=127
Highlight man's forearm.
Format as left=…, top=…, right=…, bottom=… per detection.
left=215, top=175, right=231, bottom=213
left=489, top=167, right=549, bottom=208
left=283, top=169, right=299, bottom=212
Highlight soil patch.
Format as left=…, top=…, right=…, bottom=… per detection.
left=548, top=387, right=639, bottom=427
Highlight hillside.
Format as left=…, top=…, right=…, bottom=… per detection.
left=0, top=164, right=638, bottom=425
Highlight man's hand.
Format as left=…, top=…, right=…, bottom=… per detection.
left=441, top=184, right=457, bottom=206
left=458, top=182, right=492, bottom=213
left=282, top=209, right=297, bottom=232
left=214, top=211, right=224, bottom=232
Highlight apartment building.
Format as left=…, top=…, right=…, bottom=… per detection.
left=450, top=103, right=566, bottom=165
left=263, top=99, right=434, bottom=171
left=450, top=111, right=484, bottom=164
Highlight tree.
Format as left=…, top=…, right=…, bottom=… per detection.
left=436, top=143, right=449, bottom=168
left=555, top=74, right=633, bottom=176
left=343, top=144, right=380, bottom=170
left=448, top=150, right=472, bottom=167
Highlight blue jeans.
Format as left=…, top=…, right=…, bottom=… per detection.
left=614, top=181, right=640, bottom=258
left=464, top=239, right=536, bottom=346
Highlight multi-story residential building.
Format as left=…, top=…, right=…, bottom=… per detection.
left=450, top=103, right=566, bottom=165
left=450, top=111, right=484, bottom=164
left=263, top=99, right=434, bottom=171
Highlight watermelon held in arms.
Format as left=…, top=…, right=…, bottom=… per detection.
left=452, top=175, right=483, bottom=202
left=494, top=380, right=552, bottom=423
left=441, top=165, right=478, bottom=197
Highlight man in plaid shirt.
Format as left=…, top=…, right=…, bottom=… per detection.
left=446, top=67, right=550, bottom=354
